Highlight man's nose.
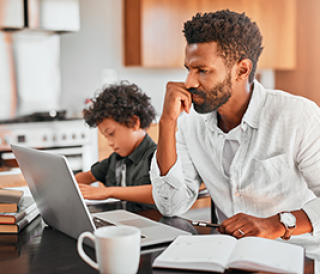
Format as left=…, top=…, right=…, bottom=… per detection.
left=185, top=71, right=200, bottom=90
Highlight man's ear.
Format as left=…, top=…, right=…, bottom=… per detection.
left=131, top=115, right=141, bottom=130
left=236, top=59, right=252, bottom=81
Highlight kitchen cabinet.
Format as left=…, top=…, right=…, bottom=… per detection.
left=98, top=123, right=158, bottom=161
left=0, top=0, right=80, bottom=32
left=124, top=0, right=296, bottom=70
left=276, top=0, right=320, bottom=108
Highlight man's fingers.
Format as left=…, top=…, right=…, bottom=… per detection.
left=165, top=81, right=193, bottom=117
left=219, top=213, right=249, bottom=237
left=180, top=95, right=192, bottom=114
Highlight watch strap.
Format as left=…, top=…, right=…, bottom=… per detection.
left=282, top=224, right=295, bottom=240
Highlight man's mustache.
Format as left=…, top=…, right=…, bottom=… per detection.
left=188, top=88, right=205, bottom=97
left=188, top=88, right=201, bottom=95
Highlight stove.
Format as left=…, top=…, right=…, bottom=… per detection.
left=0, top=110, right=69, bottom=124
left=0, top=113, right=98, bottom=173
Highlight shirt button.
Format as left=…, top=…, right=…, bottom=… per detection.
left=241, top=123, right=248, bottom=132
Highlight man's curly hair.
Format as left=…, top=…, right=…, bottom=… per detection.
left=183, top=10, right=263, bottom=83
left=83, top=81, right=156, bottom=129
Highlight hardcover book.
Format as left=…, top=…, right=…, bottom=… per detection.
left=152, top=234, right=304, bottom=274
left=0, top=196, right=36, bottom=224
left=0, top=189, right=24, bottom=213
left=0, top=207, right=40, bottom=233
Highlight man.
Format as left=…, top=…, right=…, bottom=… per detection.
left=150, top=10, right=320, bottom=259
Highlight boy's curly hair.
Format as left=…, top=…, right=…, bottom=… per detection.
left=83, top=81, right=156, bottom=129
left=183, top=10, right=263, bottom=83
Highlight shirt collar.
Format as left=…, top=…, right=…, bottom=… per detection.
left=242, top=79, right=266, bottom=129
left=126, top=134, right=156, bottom=164
left=204, top=79, right=266, bottom=131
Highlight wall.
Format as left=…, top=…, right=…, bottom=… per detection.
left=61, top=0, right=320, bottom=115
left=60, top=0, right=186, bottom=117
left=275, top=0, right=320, bottom=106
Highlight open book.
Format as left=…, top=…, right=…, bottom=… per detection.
left=152, top=235, right=304, bottom=274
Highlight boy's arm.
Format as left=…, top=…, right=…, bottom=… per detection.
left=75, top=170, right=97, bottom=185
left=108, top=185, right=154, bottom=204
left=78, top=184, right=154, bottom=204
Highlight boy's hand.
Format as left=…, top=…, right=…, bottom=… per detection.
left=78, top=183, right=109, bottom=200
left=161, top=82, right=192, bottom=122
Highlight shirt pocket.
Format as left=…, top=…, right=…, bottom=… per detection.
left=250, top=153, right=291, bottom=197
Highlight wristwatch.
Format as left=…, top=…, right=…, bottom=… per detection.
left=278, top=212, right=296, bottom=240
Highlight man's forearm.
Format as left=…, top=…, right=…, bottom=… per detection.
left=219, top=209, right=314, bottom=239
left=292, top=209, right=313, bottom=235
left=156, top=117, right=178, bottom=176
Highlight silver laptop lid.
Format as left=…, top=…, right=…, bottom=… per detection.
left=11, top=144, right=96, bottom=240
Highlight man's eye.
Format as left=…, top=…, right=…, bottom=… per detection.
left=109, top=132, right=114, bottom=136
left=199, top=69, right=207, bottom=74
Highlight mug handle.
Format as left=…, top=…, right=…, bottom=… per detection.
left=77, top=232, right=99, bottom=270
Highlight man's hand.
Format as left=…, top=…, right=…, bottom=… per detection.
left=78, top=183, right=108, bottom=200
left=161, top=82, right=192, bottom=122
left=218, top=213, right=285, bottom=239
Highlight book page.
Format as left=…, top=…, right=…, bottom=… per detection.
left=153, top=235, right=237, bottom=272
left=227, top=237, right=304, bottom=274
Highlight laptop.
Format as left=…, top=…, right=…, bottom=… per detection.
left=11, top=144, right=191, bottom=248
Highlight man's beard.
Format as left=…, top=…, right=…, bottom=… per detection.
left=189, top=72, right=232, bottom=114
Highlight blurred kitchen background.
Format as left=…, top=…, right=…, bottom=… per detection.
left=0, top=0, right=319, bottom=185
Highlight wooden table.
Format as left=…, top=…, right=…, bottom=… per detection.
left=0, top=201, right=315, bottom=274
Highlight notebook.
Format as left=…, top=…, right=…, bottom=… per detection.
left=11, top=144, right=191, bottom=247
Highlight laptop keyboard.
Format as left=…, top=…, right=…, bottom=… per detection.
left=93, top=217, right=116, bottom=228
left=92, top=216, right=146, bottom=238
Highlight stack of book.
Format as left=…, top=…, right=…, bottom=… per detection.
left=0, top=214, right=42, bottom=260
left=0, top=214, right=43, bottom=261
left=0, top=189, right=40, bottom=233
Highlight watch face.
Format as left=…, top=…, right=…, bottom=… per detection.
left=281, top=212, right=296, bottom=227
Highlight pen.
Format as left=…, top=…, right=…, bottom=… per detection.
left=192, top=220, right=219, bottom=228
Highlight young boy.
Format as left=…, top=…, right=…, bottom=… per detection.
left=75, top=81, right=157, bottom=204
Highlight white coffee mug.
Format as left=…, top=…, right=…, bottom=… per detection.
left=77, top=226, right=141, bottom=274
